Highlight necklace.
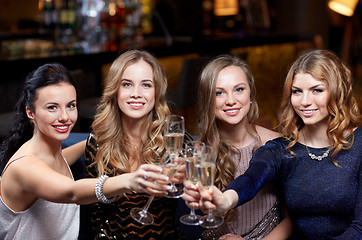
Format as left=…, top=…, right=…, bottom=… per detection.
left=302, top=131, right=330, bottom=161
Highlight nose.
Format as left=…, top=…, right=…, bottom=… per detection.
left=225, top=93, right=236, bottom=105
left=59, top=108, right=69, bottom=122
left=301, top=92, right=312, bottom=106
left=131, top=86, right=141, bottom=98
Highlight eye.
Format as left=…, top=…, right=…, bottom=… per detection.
left=216, top=91, right=224, bottom=96
left=47, top=105, right=57, bottom=111
left=68, top=102, right=76, bottom=109
left=142, top=83, right=153, bottom=88
left=122, top=82, right=132, bottom=88
left=235, top=87, right=244, bottom=92
left=292, top=89, right=302, bottom=94
left=313, top=88, right=324, bottom=93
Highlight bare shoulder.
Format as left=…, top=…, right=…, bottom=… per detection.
left=4, top=155, right=49, bottom=178
left=255, top=125, right=281, bottom=145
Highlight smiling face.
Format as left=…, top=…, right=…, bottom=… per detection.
left=26, top=82, right=77, bottom=141
left=215, top=65, right=251, bottom=126
left=117, top=60, right=155, bottom=122
left=291, top=72, right=330, bottom=128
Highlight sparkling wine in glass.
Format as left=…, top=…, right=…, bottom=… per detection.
left=164, top=115, right=185, bottom=198
left=180, top=142, right=205, bottom=225
left=130, top=151, right=180, bottom=225
left=196, top=145, right=224, bottom=228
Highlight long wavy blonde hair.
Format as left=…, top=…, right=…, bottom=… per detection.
left=279, top=49, right=362, bottom=167
left=197, top=55, right=260, bottom=192
left=91, top=50, right=170, bottom=176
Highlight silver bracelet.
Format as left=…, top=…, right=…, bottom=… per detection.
left=95, top=175, right=117, bottom=204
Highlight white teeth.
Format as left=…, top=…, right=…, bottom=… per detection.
left=226, top=109, right=238, bottom=113
left=55, top=126, right=68, bottom=129
left=130, top=103, right=143, bottom=106
left=302, top=110, right=315, bottom=114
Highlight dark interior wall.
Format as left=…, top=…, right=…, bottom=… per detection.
left=269, top=0, right=329, bottom=47
left=0, top=0, right=39, bottom=30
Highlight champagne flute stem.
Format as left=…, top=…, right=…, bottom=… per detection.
left=190, top=207, right=196, bottom=216
left=189, top=208, right=197, bottom=219
left=206, top=209, right=215, bottom=222
left=142, top=195, right=155, bottom=214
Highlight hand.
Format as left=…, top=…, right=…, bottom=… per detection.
left=182, top=179, right=201, bottom=209
left=171, top=161, right=186, bottom=184
left=199, top=186, right=235, bottom=214
left=219, top=233, right=245, bottom=240
left=129, top=164, right=171, bottom=196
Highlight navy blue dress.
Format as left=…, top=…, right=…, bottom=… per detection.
left=227, top=127, right=362, bottom=239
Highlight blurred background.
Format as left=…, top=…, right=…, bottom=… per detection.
left=0, top=0, right=361, bottom=136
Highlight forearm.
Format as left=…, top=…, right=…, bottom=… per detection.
left=71, top=173, right=133, bottom=205
left=217, top=189, right=239, bottom=213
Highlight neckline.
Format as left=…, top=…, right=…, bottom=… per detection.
left=238, top=137, right=257, bottom=151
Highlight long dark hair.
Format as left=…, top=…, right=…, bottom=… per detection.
left=0, top=63, right=76, bottom=172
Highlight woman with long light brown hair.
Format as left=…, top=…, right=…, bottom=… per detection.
left=192, top=55, right=291, bottom=239
left=84, top=50, right=192, bottom=239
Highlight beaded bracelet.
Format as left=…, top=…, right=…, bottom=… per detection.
left=95, top=175, right=117, bottom=204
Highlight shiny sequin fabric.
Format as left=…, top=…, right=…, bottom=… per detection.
left=227, top=127, right=362, bottom=239
left=83, top=133, right=193, bottom=239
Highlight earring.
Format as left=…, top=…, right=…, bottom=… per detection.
left=250, top=101, right=252, bottom=104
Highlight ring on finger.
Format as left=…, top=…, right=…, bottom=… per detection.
left=143, top=172, right=147, bottom=180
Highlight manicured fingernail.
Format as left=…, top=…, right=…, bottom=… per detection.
left=163, top=176, right=169, bottom=181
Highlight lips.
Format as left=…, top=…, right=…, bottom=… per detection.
left=301, top=109, right=317, bottom=117
left=224, top=108, right=240, bottom=116
left=128, top=102, right=145, bottom=109
left=53, top=124, right=70, bottom=133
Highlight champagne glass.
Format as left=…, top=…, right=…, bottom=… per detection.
left=130, top=150, right=180, bottom=225
left=180, top=141, right=205, bottom=225
left=130, top=194, right=155, bottom=225
left=196, top=145, right=224, bottom=228
left=164, top=115, right=185, bottom=198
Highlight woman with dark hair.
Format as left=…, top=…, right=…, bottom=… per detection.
left=0, top=63, right=170, bottom=240
left=183, top=49, right=362, bottom=239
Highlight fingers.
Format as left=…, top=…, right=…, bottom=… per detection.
left=172, top=164, right=186, bottom=184
left=139, top=163, right=163, bottom=174
left=182, top=180, right=201, bottom=209
left=132, top=164, right=172, bottom=195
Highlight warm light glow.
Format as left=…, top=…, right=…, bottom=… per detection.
left=214, top=0, right=239, bottom=16
left=328, top=0, right=359, bottom=16
left=109, top=2, right=116, bottom=16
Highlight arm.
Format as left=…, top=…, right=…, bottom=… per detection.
left=262, top=204, right=293, bottom=240
left=183, top=143, right=279, bottom=212
left=333, top=161, right=362, bottom=239
left=182, top=180, right=238, bottom=213
left=1, top=156, right=171, bottom=211
left=62, top=139, right=86, bottom=166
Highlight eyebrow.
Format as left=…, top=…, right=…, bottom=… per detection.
left=216, top=83, right=247, bottom=90
left=292, top=83, right=326, bottom=89
left=45, top=99, right=76, bottom=105
left=121, top=79, right=153, bottom=83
